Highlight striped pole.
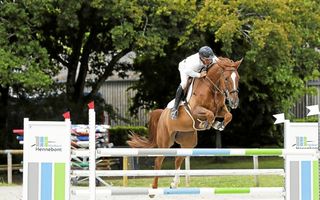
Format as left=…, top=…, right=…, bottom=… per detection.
left=72, top=187, right=284, bottom=197
left=73, top=148, right=318, bottom=157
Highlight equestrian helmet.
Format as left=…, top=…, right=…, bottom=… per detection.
left=199, top=46, right=214, bottom=59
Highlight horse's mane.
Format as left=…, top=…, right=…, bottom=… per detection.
left=216, top=57, right=237, bottom=68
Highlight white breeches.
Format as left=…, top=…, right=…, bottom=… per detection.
left=179, top=70, right=189, bottom=89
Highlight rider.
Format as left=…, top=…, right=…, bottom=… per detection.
left=170, top=46, right=219, bottom=120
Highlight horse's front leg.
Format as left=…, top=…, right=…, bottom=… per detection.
left=170, top=131, right=198, bottom=188
left=213, top=105, right=232, bottom=131
left=170, top=156, right=184, bottom=188
left=192, top=106, right=215, bottom=126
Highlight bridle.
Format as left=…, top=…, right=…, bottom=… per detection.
left=204, top=66, right=239, bottom=101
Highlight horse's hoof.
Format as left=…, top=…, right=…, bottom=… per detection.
left=170, top=182, right=177, bottom=189
left=212, top=121, right=222, bottom=130
left=212, top=121, right=225, bottom=131
left=218, top=126, right=225, bottom=131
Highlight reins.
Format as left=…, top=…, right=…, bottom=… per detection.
left=191, top=61, right=239, bottom=102
left=204, top=64, right=234, bottom=94
left=204, top=75, right=224, bottom=95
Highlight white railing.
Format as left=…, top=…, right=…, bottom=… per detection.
left=0, top=149, right=23, bottom=184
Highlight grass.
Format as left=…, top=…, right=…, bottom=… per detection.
left=137, top=156, right=284, bottom=169
left=100, top=156, right=284, bottom=188
left=0, top=172, right=21, bottom=186
left=106, top=176, right=283, bottom=188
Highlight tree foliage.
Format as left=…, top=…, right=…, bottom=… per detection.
left=26, top=0, right=182, bottom=101
left=0, top=1, right=53, bottom=148
left=185, top=0, right=320, bottom=112
left=2, top=0, right=204, bottom=124
left=0, top=0, right=319, bottom=148
left=0, top=1, right=52, bottom=93
left=132, top=0, right=320, bottom=147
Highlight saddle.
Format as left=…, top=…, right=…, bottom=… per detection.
left=167, top=78, right=218, bottom=131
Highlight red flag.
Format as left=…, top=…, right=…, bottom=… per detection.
left=88, top=101, right=95, bottom=109
left=63, top=112, right=70, bottom=119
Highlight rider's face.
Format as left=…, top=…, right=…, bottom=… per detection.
left=201, top=57, right=212, bottom=65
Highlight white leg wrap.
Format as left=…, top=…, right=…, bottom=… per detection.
left=170, top=168, right=180, bottom=188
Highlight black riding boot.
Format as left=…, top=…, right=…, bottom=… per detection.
left=171, top=85, right=184, bottom=120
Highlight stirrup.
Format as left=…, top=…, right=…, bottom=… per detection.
left=170, top=109, right=178, bottom=120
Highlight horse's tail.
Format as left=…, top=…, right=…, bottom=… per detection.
left=127, top=109, right=163, bottom=148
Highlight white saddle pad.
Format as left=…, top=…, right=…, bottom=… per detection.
left=167, top=79, right=194, bottom=108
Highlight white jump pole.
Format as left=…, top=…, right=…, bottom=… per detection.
left=88, top=102, right=96, bottom=200
left=73, top=106, right=319, bottom=199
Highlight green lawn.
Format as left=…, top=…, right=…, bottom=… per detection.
left=137, top=156, right=283, bottom=169
left=106, top=175, right=283, bottom=188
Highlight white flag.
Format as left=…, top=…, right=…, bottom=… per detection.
left=273, top=113, right=285, bottom=124
left=306, top=105, right=320, bottom=116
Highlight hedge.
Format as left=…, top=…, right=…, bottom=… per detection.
left=109, top=126, right=148, bottom=146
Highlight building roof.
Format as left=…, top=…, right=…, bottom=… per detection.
left=53, top=52, right=140, bottom=83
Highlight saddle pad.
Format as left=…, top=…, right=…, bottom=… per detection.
left=167, top=79, right=194, bottom=108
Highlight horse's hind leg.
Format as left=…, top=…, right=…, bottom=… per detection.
left=152, top=109, right=176, bottom=189
left=152, top=119, right=172, bottom=189
left=171, top=131, right=198, bottom=188
left=152, top=156, right=165, bottom=188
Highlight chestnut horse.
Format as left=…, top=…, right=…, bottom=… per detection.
left=127, top=57, right=241, bottom=188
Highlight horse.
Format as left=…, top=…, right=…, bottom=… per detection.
left=127, top=57, right=242, bottom=189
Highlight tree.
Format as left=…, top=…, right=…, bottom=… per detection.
left=18, top=0, right=193, bottom=121
left=0, top=0, right=198, bottom=148
left=0, top=1, right=52, bottom=148
left=131, top=0, right=320, bottom=147
left=189, top=0, right=320, bottom=110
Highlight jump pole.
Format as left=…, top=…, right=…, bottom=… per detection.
left=88, top=101, right=96, bottom=200
left=75, top=146, right=318, bottom=199
left=78, top=106, right=319, bottom=199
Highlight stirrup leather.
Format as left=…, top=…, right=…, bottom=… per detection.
left=197, top=119, right=209, bottom=129
left=170, top=109, right=178, bottom=120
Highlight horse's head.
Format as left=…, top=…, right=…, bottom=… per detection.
left=206, top=57, right=242, bottom=109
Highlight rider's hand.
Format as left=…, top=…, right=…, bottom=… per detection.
left=200, top=71, right=207, bottom=78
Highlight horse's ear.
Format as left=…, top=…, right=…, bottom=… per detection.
left=234, top=58, right=243, bottom=69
